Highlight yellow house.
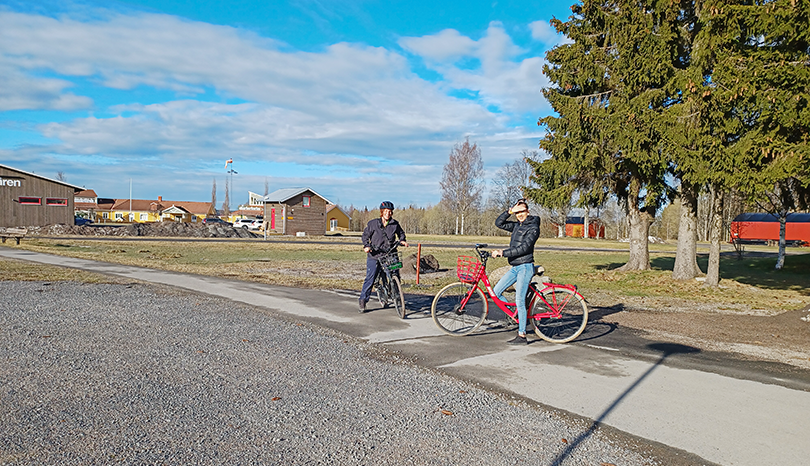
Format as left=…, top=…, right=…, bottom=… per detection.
left=326, top=204, right=351, bottom=232
left=97, top=197, right=215, bottom=223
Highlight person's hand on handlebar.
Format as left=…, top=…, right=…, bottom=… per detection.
left=364, top=246, right=371, bottom=253
left=400, top=241, right=409, bottom=247
left=491, top=249, right=503, bottom=258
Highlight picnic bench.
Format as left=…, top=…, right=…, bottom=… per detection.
left=0, top=227, right=28, bottom=244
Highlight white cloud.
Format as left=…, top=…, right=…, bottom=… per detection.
left=0, top=9, right=549, bottom=206
left=0, top=64, right=92, bottom=111
left=529, top=20, right=573, bottom=48
left=400, top=22, right=551, bottom=114
left=398, top=29, right=477, bottom=62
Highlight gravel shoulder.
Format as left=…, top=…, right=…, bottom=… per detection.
left=1, top=280, right=693, bottom=466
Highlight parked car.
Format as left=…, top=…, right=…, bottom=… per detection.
left=202, top=217, right=232, bottom=226
left=248, top=219, right=264, bottom=231
left=233, top=218, right=254, bottom=230
left=74, top=216, right=93, bottom=226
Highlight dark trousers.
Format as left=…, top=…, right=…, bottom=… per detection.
left=360, top=256, right=380, bottom=302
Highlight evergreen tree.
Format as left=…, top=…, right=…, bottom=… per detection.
left=705, top=0, right=810, bottom=272
left=529, top=0, right=682, bottom=270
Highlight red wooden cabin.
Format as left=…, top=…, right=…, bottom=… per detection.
left=564, top=216, right=605, bottom=238
left=729, top=213, right=810, bottom=246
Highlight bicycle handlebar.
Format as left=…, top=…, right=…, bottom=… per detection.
left=473, top=244, right=491, bottom=262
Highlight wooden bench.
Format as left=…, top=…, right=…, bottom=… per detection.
left=0, top=227, right=28, bottom=244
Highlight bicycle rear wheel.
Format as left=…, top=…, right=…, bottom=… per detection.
left=531, top=287, right=588, bottom=343
left=390, top=275, right=406, bottom=319
left=431, top=283, right=488, bottom=336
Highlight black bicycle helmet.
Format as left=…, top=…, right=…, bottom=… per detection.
left=380, top=201, right=395, bottom=210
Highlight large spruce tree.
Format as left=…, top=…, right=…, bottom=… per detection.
left=704, top=0, right=810, bottom=271
left=529, top=0, right=683, bottom=270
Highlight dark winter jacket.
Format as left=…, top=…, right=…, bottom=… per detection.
left=496, top=211, right=540, bottom=266
left=362, top=217, right=407, bottom=259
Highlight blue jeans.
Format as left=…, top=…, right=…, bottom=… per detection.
left=360, top=256, right=380, bottom=303
left=493, top=263, right=533, bottom=335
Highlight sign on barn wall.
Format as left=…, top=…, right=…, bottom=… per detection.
left=0, top=176, right=23, bottom=187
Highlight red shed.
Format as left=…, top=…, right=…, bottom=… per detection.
left=730, top=213, right=810, bottom=246
left=564, top=216, right=605, bottom=238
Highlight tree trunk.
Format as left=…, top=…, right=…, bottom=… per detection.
left=461, top=212, right=465, bottom=236
left=672, top=183, right=702, bottom=280
left=776, top=210, right=787, bottom=270
left=704, top=186, right=724, bottom=287
left=584, top=208, right=589, bottom=239
left=616, top=193, right=653, bottom=271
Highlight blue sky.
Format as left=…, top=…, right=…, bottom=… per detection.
left=0, top=0, right=574, bottom=209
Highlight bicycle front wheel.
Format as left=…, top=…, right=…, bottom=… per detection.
left=431, top=283, right=488, bottom=336
left=390, top=275, right=406, bottom=319
left=532, top=287, right=588, bottom=343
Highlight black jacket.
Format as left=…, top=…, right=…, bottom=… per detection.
left=362, top=217, right=407, bottom=259
left=496, top=211, right=540, bottom=266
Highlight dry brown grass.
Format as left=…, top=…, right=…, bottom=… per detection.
left=5, top=236, right=809, bottom=314
left=0, top=256, right=132, bottom=284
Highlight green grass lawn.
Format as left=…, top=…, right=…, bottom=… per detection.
left=5, top=235, right=809, bottom=313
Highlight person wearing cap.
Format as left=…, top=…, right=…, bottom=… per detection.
left=491, top=199, right=540, bottom=344
left=359, top=201, right=409, bottom=312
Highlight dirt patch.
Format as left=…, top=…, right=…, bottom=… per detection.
left=589, top=292, right=810, bottom=370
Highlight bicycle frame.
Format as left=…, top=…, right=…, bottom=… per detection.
left=373, top=250, right=400, bottom=288
left=460, top=247, right=584, bottom=322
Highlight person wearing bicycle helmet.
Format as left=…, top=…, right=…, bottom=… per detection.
left=491, top=199, right=540, bottom=344
left=359, top=201, right=409, bottom=312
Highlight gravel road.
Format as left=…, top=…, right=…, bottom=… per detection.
left=1, top=280, right=661, bottom=465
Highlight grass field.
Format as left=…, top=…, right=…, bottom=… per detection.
left=3, top=234, right=808, bottom=313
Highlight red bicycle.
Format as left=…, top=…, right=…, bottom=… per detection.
left=431, top=244, right=588, bottom=343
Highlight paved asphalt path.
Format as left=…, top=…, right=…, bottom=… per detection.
left=2, top=247, right=810, bottom=466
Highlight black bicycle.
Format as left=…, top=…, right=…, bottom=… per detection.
left=373, top=249, right=406, bottom=319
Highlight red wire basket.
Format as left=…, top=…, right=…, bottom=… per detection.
left=456, top=256, right=483, bottom=284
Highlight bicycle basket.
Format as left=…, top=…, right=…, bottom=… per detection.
left=456, top=256, right=483, bottom=283
left=379, top=251, right=402, bottom=270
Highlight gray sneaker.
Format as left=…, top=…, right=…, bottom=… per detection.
left=507, top=334, right=528, bottom=345
left=359, top=299, right=366, bottom=313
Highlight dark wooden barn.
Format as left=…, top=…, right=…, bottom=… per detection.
left=262, top=187, right=331, bottom=236
left=1, top=164, right=84, bottom=228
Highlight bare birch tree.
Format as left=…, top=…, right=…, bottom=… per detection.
left=440, top=137, right=484, bottom=235
left=489, top=151, right=536, bottom=211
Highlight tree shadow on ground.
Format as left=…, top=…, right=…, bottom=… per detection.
left=592, top=253, right=810, bottom=296
left=593, top=262, right=628, bottom=271
left=548, top=342, right=701, bottom=466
